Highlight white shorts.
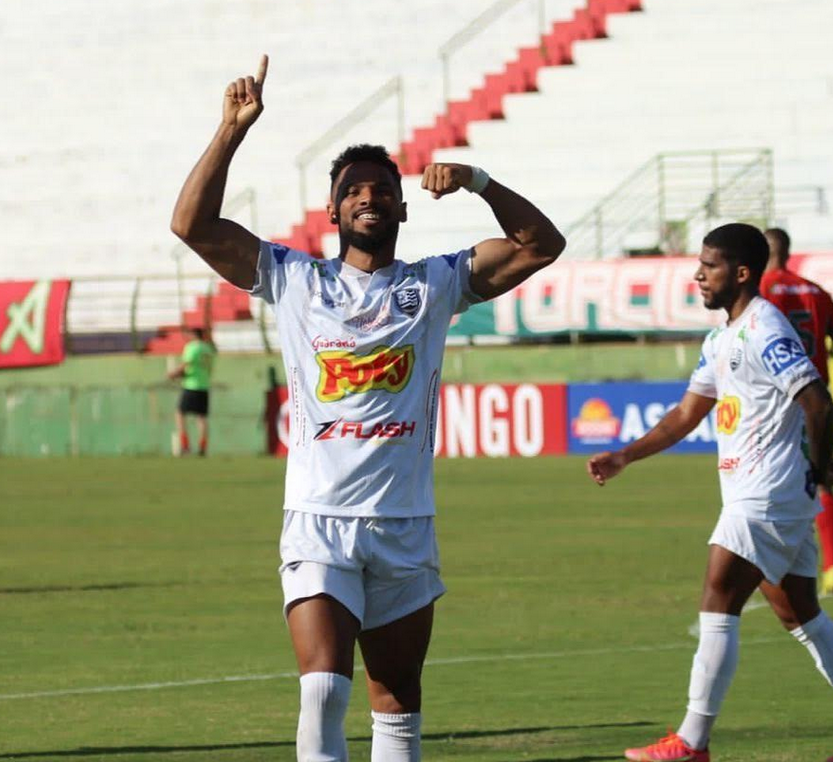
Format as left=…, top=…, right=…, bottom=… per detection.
left=279, top=510, right=446, bottom=631
left=708, top=513, right=818, bottom=584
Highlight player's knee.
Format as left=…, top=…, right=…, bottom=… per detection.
left=299, top=671, right=352, bottom=717
left=371, top=678, right=422, bottom=714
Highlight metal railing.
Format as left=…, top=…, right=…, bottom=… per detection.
left=439, top=0, right=548, bottom=103
left=295, top=76, right=405, bottom=210
left=565, top=148, right=775, bottom=259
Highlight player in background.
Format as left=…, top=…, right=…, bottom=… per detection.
left=761, top=227, right=833, bottom=595
left=167, top=326, right=216, bottom=456
left=587, top=224, right=833, bottom=762
left=170, top=55, right=565, bottom=761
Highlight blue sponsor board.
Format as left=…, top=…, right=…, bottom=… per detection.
left=567, top=381, right=717, bottom=454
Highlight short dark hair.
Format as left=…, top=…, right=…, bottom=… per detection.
left=764, top=227, right=791, bottom=255
left=192, top=327, right=205, bottom=340
left=703, top=223, right=769, bottom=285
left=329, top=144, right=402, bottom=195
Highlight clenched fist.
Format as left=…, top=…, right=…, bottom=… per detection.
left=421, top=163, right=473, bottom=199
left=223, top=54, right=269, bottom=132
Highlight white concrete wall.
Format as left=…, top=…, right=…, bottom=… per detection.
left=0, top=0, right=578, bottom=279
left=2, top=0, right=831, bottom=286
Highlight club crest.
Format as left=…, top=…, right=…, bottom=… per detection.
left=395, top=288, right=421, bottom=317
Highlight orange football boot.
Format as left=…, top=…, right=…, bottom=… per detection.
left=624, top=731, right=709, bottom=761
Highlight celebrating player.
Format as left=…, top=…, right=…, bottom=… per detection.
left=170, top=55, right=565, bottom=761
left=761, top=227, right=833, bottom=595
left=587, top=223, right=833, bottom=762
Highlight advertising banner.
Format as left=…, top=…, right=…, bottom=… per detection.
left=449, top=257, right=724, bottom=338
left=447, top=253, right=833, bottom=339
left=567, top=381, right=717, bottom=455
left=266, top=382, right=568, bottom=458
left=0, top=280, right=71, bottom=369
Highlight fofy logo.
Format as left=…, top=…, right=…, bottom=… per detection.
left=315, top=345, right=415, bottom=402
left=716, top=395, right=741, bottom=435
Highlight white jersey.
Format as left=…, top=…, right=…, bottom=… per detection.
left=251, top=240, right=478, bottom=518
left=688, top=296, right=820, bottom=520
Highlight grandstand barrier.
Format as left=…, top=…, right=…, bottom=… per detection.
left=0, top=384, right=266, bottom=457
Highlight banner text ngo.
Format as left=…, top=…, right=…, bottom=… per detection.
left=266, top=383, right=568, bottom=457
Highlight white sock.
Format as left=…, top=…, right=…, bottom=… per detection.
left=791, top=611, right=833, bottom=687
left=370, top=711, right=421, bottom=762
left=678, top=612, right=740, bottom=748
left=296, top=672, right=352, bottom=762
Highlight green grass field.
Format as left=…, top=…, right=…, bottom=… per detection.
left=1, top=456, right=831, bottom=761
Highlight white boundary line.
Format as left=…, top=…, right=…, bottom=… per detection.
left=0, top=637, right=785, bottom=703
left=687, top=592, right=831, bottom=637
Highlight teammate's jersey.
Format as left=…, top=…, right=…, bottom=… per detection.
left=181, top=339, right=215, bottom=391
left=688, top=296, right=820, bottom=520
left=251, top=240, right=478, bottom=518
left=760, top=267, right=833, bottom=383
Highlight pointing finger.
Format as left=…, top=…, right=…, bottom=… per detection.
left=255, top=54, right=269, bottom=86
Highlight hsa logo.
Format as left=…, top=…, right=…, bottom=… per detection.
left=761, top=337, right=805, bottom=376
left=316, top=345, right=414, bottom=402
left=716, top=395, right=741, bottom=435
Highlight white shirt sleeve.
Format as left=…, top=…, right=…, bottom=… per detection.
left=688, top=333, right=718, bottom=399
left=249, top=240, right=310, bottom=306
left=427, top=248, right=482, bottom=316
left=753, top=314, right=820, bottom=399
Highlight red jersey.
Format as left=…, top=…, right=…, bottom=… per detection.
left=760, top=267, right=833, bottom=383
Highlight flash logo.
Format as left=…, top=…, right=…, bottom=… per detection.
left=314, top=419, right=417, bottom=440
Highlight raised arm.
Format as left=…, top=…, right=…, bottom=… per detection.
left=587, top=391, right=716, bottom=486
left=421, top=164, right=565, bottom=301
left=795, top=380, right=833, bottom=491
left=170, top=55, right=269, bottom=290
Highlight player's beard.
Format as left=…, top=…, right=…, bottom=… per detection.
left=344, top=221, right=399, bottom=254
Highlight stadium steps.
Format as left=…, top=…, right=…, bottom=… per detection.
left=270, top=0, right=642, bottom=258
left=144, top=281, right=253, bottom=355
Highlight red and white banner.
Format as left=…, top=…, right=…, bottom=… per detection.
left=0, top=280, right=71, bottom=369
left=266, top=382, right=567, bottom=458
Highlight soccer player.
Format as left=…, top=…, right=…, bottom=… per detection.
left=587, top=223, right=833, bottom=762
left=167, top=326, right=216, bottom=456
left=761, top=227, right=833, bottom=595
left=170, top=55, right=565, bottom=761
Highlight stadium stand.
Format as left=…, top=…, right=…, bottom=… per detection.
left=3, top=0, right=831, bottom=353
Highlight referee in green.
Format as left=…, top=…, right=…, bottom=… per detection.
left=168, top=327, right=216, bottom=456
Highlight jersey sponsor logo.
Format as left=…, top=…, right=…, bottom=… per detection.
left=716, top=395, right=741, bottom=435
left=314, top=418, right=417, bottom=440
left=761, top=337, right=806, bottom=376
left=315, top=344, right=415, bottom=402
left=718, top=456, right=741, bottom=472
left=571, top=398, right=620, bottom=440
left=346, top=301, right=392, bottom=333
left=311, top=335, right=356, bottom=351
left=395, top=288, right=421, bottom=316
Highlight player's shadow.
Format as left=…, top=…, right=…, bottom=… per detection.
left=0, top=582, right=181, bottom=595
left=0, top=720, right=652, bottom=759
